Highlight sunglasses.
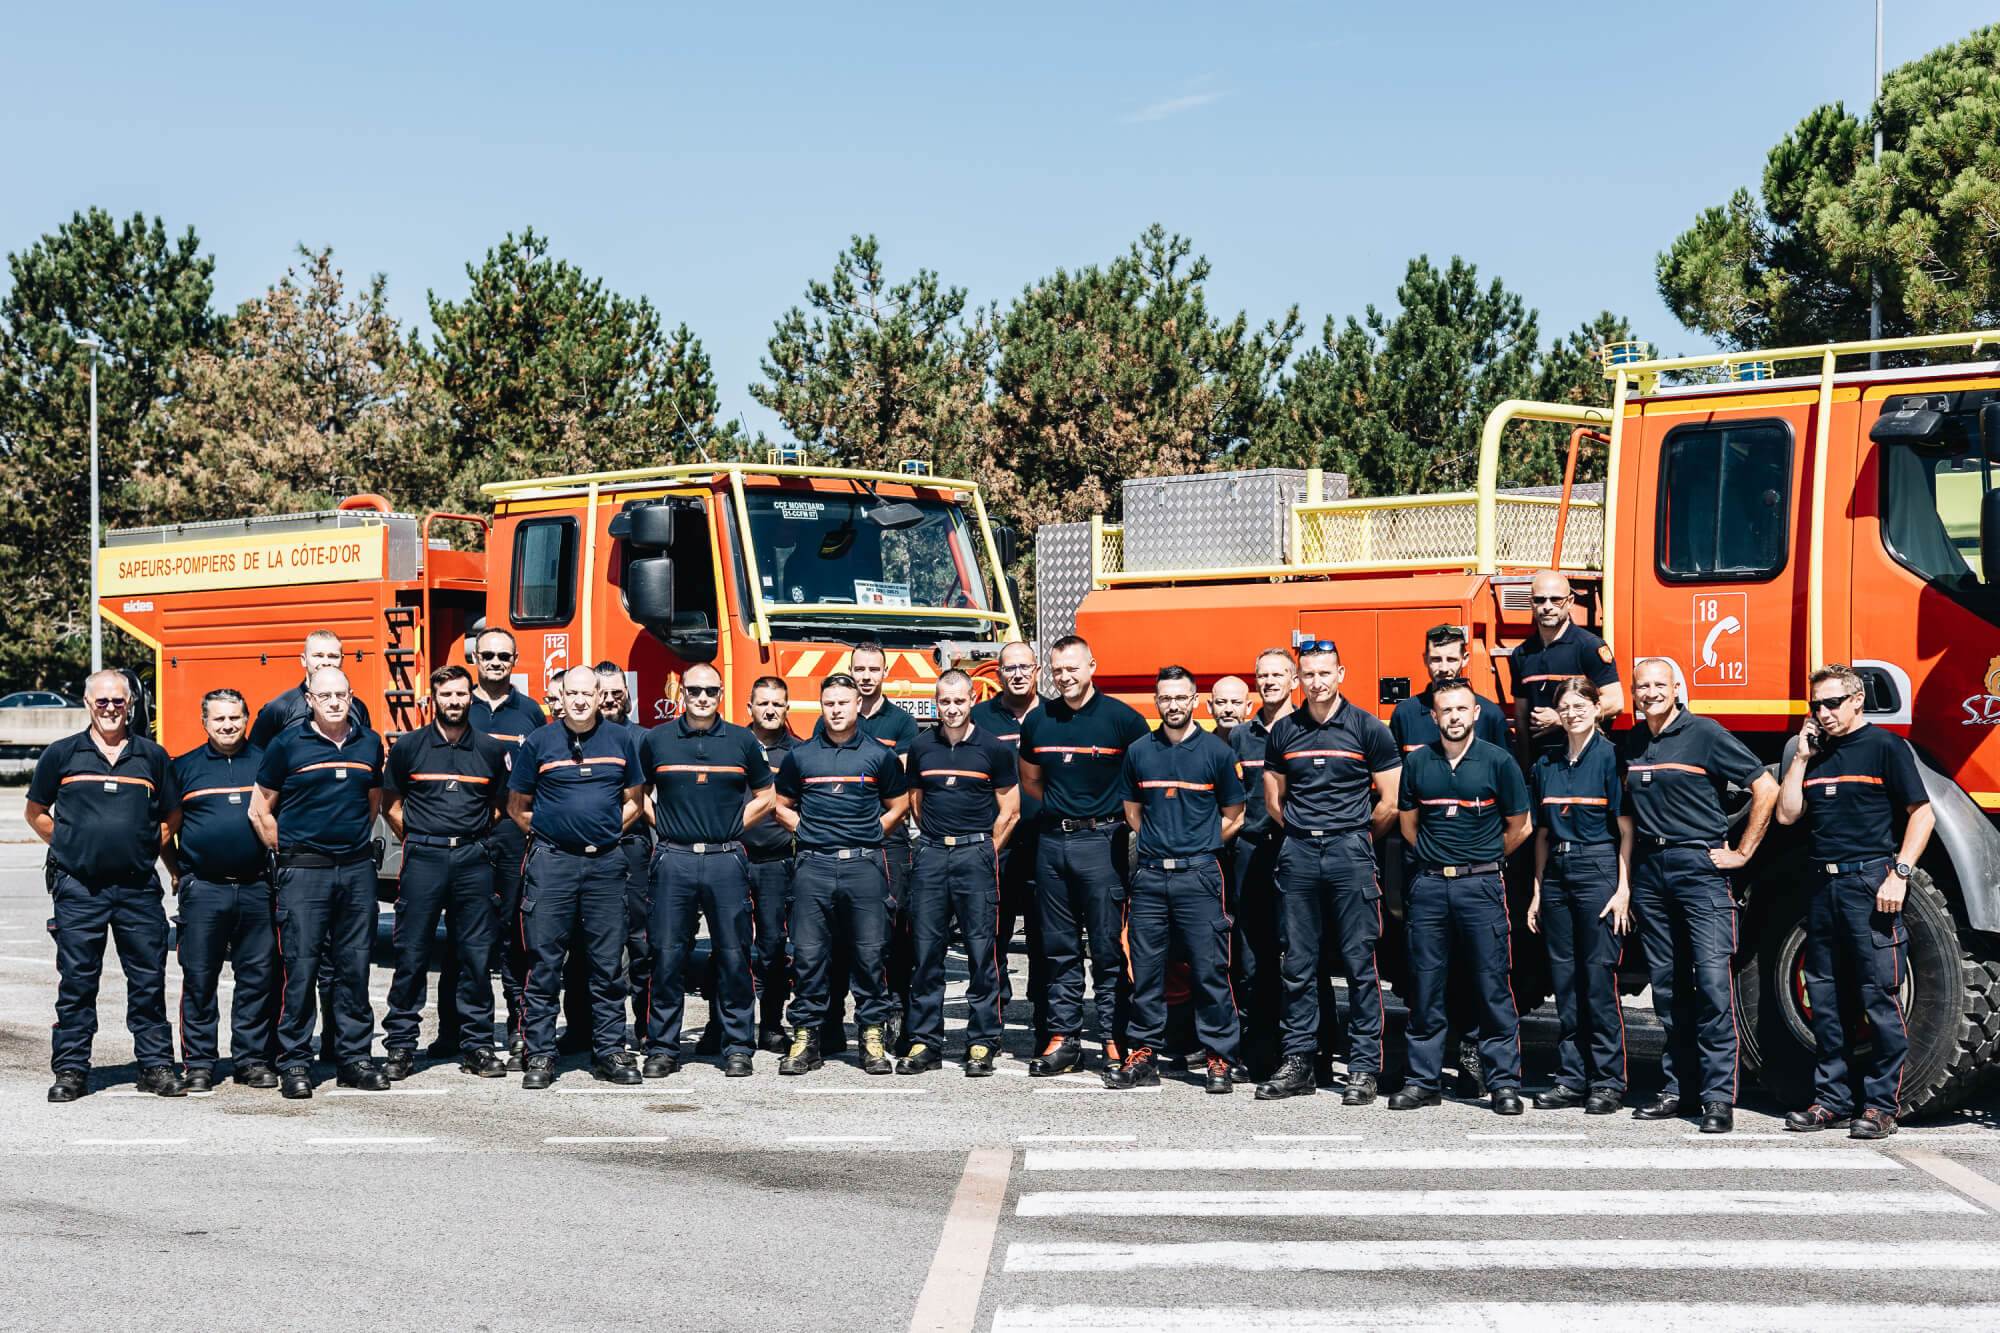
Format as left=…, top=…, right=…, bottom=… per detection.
left=684, top=685, right=721, bottom=698
left=90, top=698, right=129, bottom=711
left=308, top=691, right=351, bottom=703
left=1298, top=640, right=1339, bottom=656
left=1000, top=663, right=1036, bottom=674
left=477, top=651, right=516, bottom=662
left=1810, top=692, right=1859, bottom=713
left=1532, top=594, right=1571, bottom=606
left=1425, top=624, right=1467, bottom=646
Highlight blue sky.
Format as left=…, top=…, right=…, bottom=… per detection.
left=4, top=1, right=1990, bottom=439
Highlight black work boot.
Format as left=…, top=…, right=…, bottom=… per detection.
left=382, top=1049, right=417, bottom=1082
left=137, top=1065, right=189, bottom=1097
left=1027, top=1035, right=1082, bottom=1077
left=858, top=1025, right=892, bottom=1075
left=779, top=1026, right=823, bottom=1076
left=1255, top=1054, right=1316, bottom=1101
left=1103, top=1047, right=1159, bottom=1089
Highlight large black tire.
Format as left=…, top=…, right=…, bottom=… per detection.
left=1737, top=867, right=2000, bottom=1119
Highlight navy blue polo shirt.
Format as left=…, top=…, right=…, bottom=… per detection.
left=1122, top=725, right=1248, bottom=862
left=641, top=716, right=774, bottom=845
left=1228, top=712, right=1285, bottom=839
left=29, top=729, right=178, bottom=884
left=1801, top=723, right=1926, bottom=864
left=171, top=742, right=267, bottom=880
left=775, top=730, right=910, bottom=850
left=249, top=682, right=372, bottom=751
left=1264, top=698, right=1401, bottom=835
left=857, top=696, right=920, bottom=755
left=1531, top=732, right=1624, bottom=845
left=384, top=723, right=510, bottom=840
left=909, top=723, right=1019, bottom=839
left=742, top=728, right=798, bottom=858
left=969, top=697, right=1042, bottom=823
left=255, top=722, right=385, bottom=857
left=1390, top=688, right=1511, bottom=755
left=1399, top=739, right=1530, bottom=867
left=507, top=721, right=641, bottom=851
left=1616, top=709, right=1764, bottom=846
left=1020, top=689, right=1153, bottom=821
left=1509, top=623, right=1618, bottom=749
left=469, top=687, right=547, bottom=760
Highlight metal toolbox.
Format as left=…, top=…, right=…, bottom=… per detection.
left=1119, top=468, right=1329, bottom=573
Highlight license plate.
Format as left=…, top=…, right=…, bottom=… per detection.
left=891, top=696, right=936, bottom=720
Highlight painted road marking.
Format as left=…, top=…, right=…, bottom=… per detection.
left=71, top=1137, right=190, bottom=1147
left=1466, top=1133, right=1586, bottom=1141
left=1017, top=1135, right=1136, bottom=1144
left=907, top=1148, right=1010, bottom=1333
left=990, top=1304, right=2000, bottom=1332
left=1003, top=1238, right=2000, bottom=1273
left=304, top=1137, right=435, bottom=1146
left=1022, top=1147, right=1900, bottom=1173
left=544, top=1136, right=676, bottom=1144
left=1253, top=1134, right=1364, bottom=1143
left=1897, top=1148, right=2000, bottom=1212
left=1013, top=1189, right=1979, bottom=1218
left=786, top=1135, right=894, bottom=1143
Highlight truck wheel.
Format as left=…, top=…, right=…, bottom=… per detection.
left=1738, top=868, right=2000, bottom=1119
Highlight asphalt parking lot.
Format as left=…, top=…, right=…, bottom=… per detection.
left=5, top=832, right=2000, bottom=1332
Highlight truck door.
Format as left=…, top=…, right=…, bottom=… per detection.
left=507, top=512, right=581, bottom=700
left=1623, top=398, right=1812, bottom=738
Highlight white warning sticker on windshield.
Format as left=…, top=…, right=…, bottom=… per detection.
left=854, top=580, right=911, bottom=608
left=775, top=501, right=824, bottom=519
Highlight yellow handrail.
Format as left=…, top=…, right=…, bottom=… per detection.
left=480, top=461, right=983, bottom=499
left=1474, top=402, right=1616, bottom=576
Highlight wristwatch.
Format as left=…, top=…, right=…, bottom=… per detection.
left=1893, top=861, right=1913, bottom=880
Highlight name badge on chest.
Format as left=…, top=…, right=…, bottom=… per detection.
left=1164, top=785, right=1178, bottom=800
left=102, top=779, right=119, bottom=793
left=334, top=766, right=348, bottom=782
left=579, top=767, right=593, bottom=778
left=1641, top=770, right=1653, bottom=786
left=1063, top=753, right=1074, bottom=764
left=228, top=792, right=244, bottom=805
left=945, top=775, right=957, bottom=787
left=829, top=783, right=845, bottom=795
left=1313, top=756, right=1325, bottom=767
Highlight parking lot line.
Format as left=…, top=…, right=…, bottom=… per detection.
left=1013, top=1188, right=1980, bottom=1218
left=1004, top=1238, right=2000, bottom=1273
left=71, top=1137, right=190, bottom=1147
left=991, top=1303, right=2000, bottom=1331
left=304, top=1137, right=435, bottom=1146
left=1896, top=1148, right=2000, bottom=1213
left=543, top=1135, right=677, bottom=1144
left=1022, top=1147, right=1902, bottom=1172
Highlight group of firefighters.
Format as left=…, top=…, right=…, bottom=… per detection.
left=27, top=571, right=1934, bottom=1138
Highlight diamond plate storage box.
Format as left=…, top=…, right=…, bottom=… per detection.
left=1119, top=469, right=1331, bottom=573
left=1034, top=521, right=1094, bottom=677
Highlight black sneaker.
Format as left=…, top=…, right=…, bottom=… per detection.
left=1204, top=1057, right=1234, bottom=1094
left=1104, top=1047, right=1159, bottom=1089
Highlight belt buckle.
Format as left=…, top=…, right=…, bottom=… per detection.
left=584, top=844, right=599, bottom=855
left=1826, top=862, right=1840, bottom=875
left=1442, top=865, right=1459, bottom=878
left=693, top=842, right=708, bottom=854
left=1307, top=829, right=1324, bottom=838
left=943, top=835, right=959, bottom=847
left=1162, top=858, right=1179, bottom=870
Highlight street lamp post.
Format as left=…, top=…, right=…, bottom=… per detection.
left=1869, top=0, right=1883, bottom=370
left=79, top=333, right=103, bottom=673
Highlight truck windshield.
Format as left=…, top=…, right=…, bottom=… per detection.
left=1880, top=406, right=1999, bottom=619
left=742, top=490, right=992, bottom=619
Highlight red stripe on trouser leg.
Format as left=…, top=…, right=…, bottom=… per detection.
left=992, top=852, right=1004, bottom=1036
left=1726, top=906, right=1740, bottom=1103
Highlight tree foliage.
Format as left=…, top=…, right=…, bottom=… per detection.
left=424, top=229, right=741, bottom=486
left=988, top=225, right=1300, bottom=525
left=752, top=234, right=993, bottom=477
left=0, top=209, right=223, bottom=690
left=1658, top=24, right=2000, bottom=350
left=140, top=248, right=451, bottom=519
left=1252, top=257, right=1626, bottom=495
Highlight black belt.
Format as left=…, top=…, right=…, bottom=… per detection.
left=1640, top=837, right=1728, bottom=851
left=1821, top=855, right=1892, bottom=875
left=919, top=831, right=990, bottom=847
left=405, top=832, right=488, bottom=849
left=1139, top=855, right=1217, bottom=872
left=1285, top=825, right=1368, bottom=841
left=539, top=840, right=620, bottom=857
left=663, top=840, right=742, bottom=855
left=1551, top=840, right=1617, bottom=856
left=1049, top=816, right=1122, bottom=834
left=275, top=847, right=372, bottom=869
left=186, top=870, right=268, bottom=886
left=801, top=847, right=881, bottom=861
left=1419, top=861, right=1501, bottom=879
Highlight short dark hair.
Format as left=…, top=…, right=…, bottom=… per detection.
left=936, top=668, right=974, bottom=694
left=200, top=688, right=246, bottom=718
left=430, top=665, right=473, bottom=691
left=475, top=627, right=518, bottom=650
left=850, top=640, right=886, bottom=665
left=821, top=673, right=860, bottom=696
left=750, top=675, right=788, bottom=698
left=594, top=660, right=621, bottom=675
left=1050, top=634, right=1090, bottom=657
left=1155, top=665, right=1197, bottom=687
left=1428, top=675, right=1475, bottom=707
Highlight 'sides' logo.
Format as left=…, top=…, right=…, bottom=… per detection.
left=1962, top=656, right=2000, bottom=726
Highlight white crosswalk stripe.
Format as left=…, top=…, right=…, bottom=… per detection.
left=988, top=1140, right=2000, bottom=1330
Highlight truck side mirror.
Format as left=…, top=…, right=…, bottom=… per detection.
left=1982, top=402, right=2000, bottom=464
left=992, top=523, right=1020, bottom=570
left=628, top=502, right=676, bottom=550
left=627, top=556, right=675, bottom=627
left=1870, top=406, right=1969, bottom=456
left=1983, top=488, right=2000, bottom=589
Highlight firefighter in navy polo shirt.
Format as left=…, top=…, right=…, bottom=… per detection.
left=1508, top=572, right=1621, bottom=765
left=638, top=663, right=776, bottom=1079
left=161, top=688, right=277, bottom=1092
left=1018, top=634, right=1153, bottom=1077
left=506, top=666, right=645, bottom=1089
left=1227, top=649, right=1294, bottom=1078
left=1389, top=624, right=1511, bottom=754
left=1527, top=675, right=1633, bottom=1114
left=1777, top=664, right=1935, bottom=1140
left=460, top=627, right=547, bottom=1067
left=1113, top=666, right=1249, bottom=1093
left=249, top=666, right=389, bottom=1099
left=848, top=640, right=920, bottom=1050
left=774, top=673, right=911, bottom=1076
left=968, top=640, right=1047, bottom=1049
left=744, top=675, right=799, bottom=1051
left=381, top=665, right=511, bottom=1080
left=1255, top=641, right=1401, bottom=1105
left=903, top=669, right=1020, bottom=1077
left=247, top=629, right=373, bottom=749
left=1619, top=657, right=1779, bottom=1134
left=27, top=669, right=185, bottom=1102
left=594, top=660, right=654, bottom=1045
left=1392, top=677, right=1533, bottom=1114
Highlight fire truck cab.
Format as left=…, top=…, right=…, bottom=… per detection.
left=1047, top=329, right=2000, bottom=1117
